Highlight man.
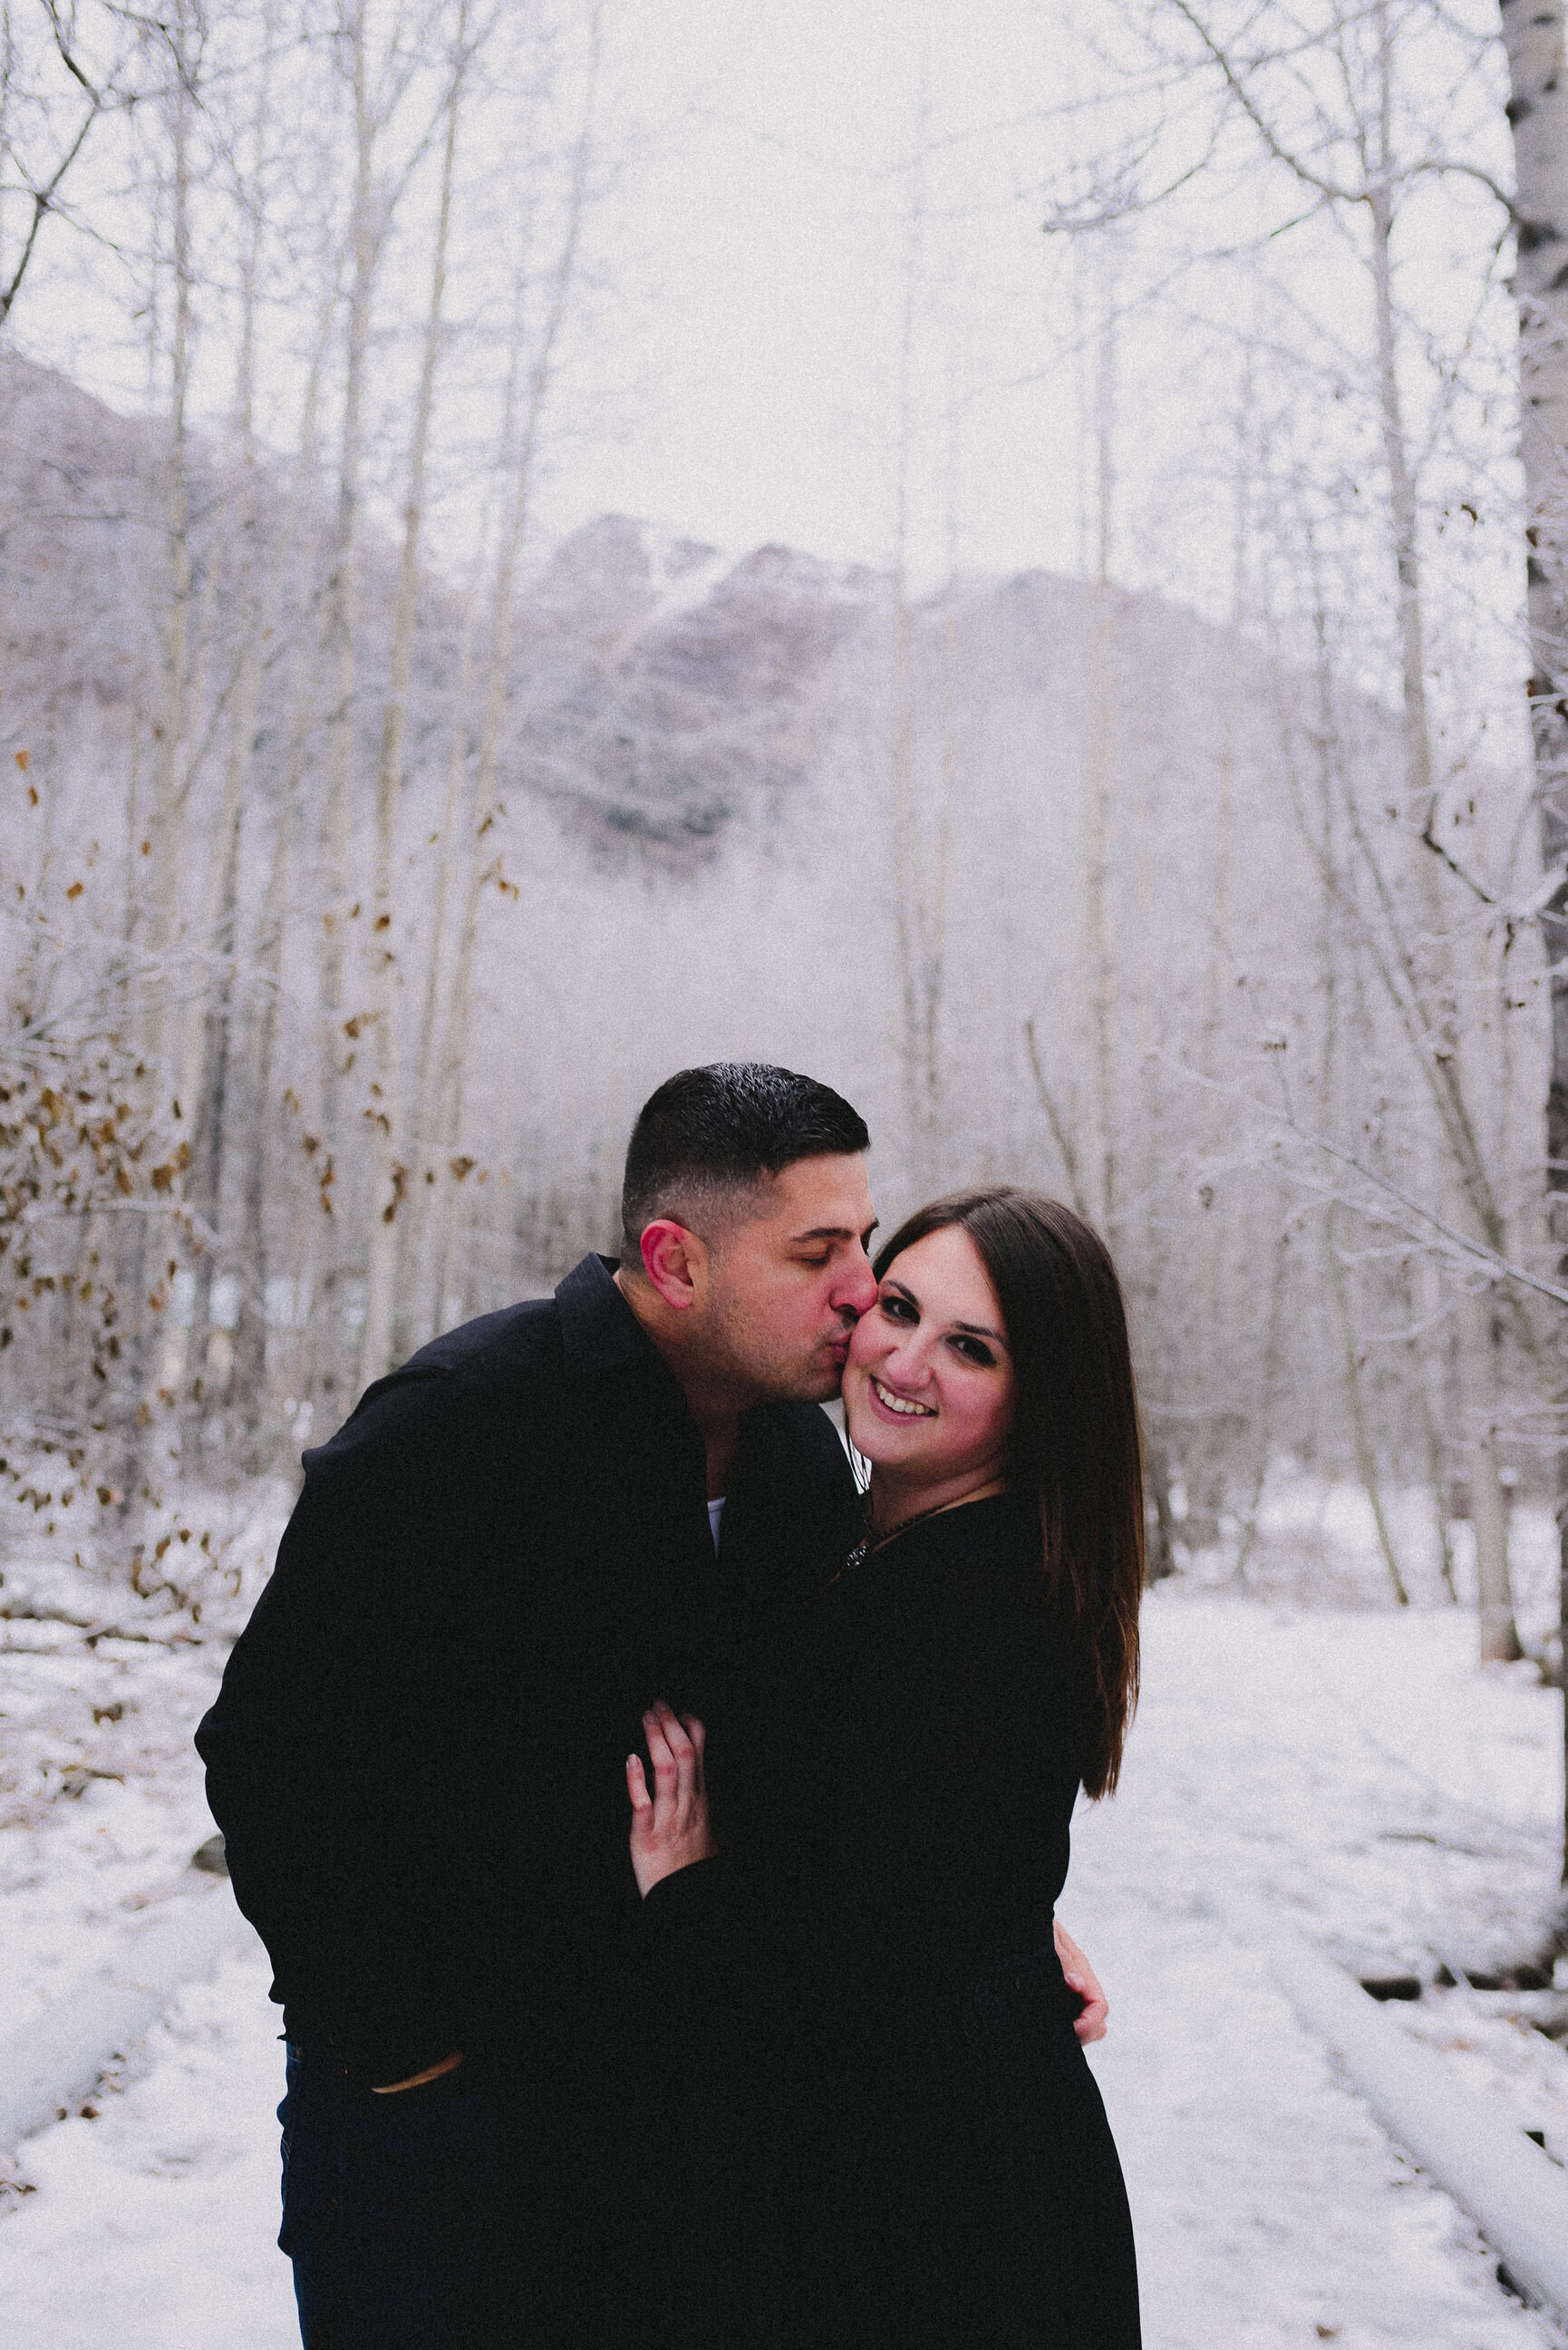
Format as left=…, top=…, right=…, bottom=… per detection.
left=197, top=1062, right=1107, bottom=2347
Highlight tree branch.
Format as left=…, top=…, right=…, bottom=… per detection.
left=1163, top=0, right=1360, bottom=207
left=1400, top=154, right=1522, bottom=225
left=0, top=99, right=100, bottom=327
left=1418, top=818, right=1498, bottom=904
left=1167, top=1057, right=1568, bottom=1307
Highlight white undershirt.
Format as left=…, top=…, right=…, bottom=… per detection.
left=707, top=1497, right=726, bottom=1553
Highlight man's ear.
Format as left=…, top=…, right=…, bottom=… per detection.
left=639, top=1219, right=707, bottom=1310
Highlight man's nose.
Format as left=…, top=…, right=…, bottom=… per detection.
left=834, top=1248, right=878, bottom=1318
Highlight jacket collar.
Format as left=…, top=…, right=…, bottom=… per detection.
left=556, top=1251, right=669, bottom=1380
left=557, top=1254, right=811, bottom=1511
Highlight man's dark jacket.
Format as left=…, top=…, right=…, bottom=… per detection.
left=195, top=1253, right=857, bottom=2229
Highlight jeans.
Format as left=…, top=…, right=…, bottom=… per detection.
left=278, top=2041, right=519, bottom=2349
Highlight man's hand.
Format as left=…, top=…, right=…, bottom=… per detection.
left=1054, top=1919, right=1108, bottom=2044
left=628, top=1701, right=714, bottom=1897
left=371, top=2051, right=465, bottom=2094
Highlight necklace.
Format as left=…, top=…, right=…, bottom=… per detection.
left=838, top=1495, right=971, bottom=1578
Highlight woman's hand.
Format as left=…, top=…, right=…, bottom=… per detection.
left=627, top=1700, right=714, bottom=1898
left=1054, top=1919, right=1108, bottom=2044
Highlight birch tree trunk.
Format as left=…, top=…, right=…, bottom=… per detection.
left=1232, top=1225, right=1292, bottom=1585
left=1461, top=1290, right=1522, bottom=1656
left=1327, top=1206, right=1410, bottom=1605
left=178, top=29, right=276, bottom=1407
left=401, top=578, right=479, bottom=1345
left=312, top=0, right=377, bottom=1403
left=121, top=16, right=198, bottom=1515
left=227, top=268, right=340, bottom=1433
left=357, top=6, right=470, bottom=1389
left=427, top=8, right=600, bottom=1332
left=887, top=77, right=934, bottom=1190
left=1406, top=1248, right=1460, bottom=1601
left=1081, top=244, right=1118, bottom=1237
left=1311, top=597, right=1409, bottom=1607
left=399, top=207, right=537, bottom=1352
left=1366, top=6, right=1519, bottom=1651
left=1500, top=0, right=1568, bottom=1859
left=143, top=24, right=197, bottom=1086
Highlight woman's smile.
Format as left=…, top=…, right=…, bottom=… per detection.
left=867, top=1374, right=936, bottom=1419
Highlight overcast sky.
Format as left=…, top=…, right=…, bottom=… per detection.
left=9, top=0, right=1518, bottom=652
left=0, top=0, right=1115, bottom=591
left=547, top=0, right=1094, bottom=585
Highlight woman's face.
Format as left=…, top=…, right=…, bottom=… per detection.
left=842, top=1224, right=1016, bottom=1496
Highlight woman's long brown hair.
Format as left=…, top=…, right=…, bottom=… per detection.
left=873, top=1187, right=1144, bottom=1797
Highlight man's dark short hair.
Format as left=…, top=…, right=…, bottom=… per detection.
left=620, top=1063, right=869, bottom=1267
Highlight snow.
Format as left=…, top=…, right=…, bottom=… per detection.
left=1075, top=1592, right=1568, bottom=2348
left=0, top=1952, right=297, bottom=2348
left=0, top=1887, right=260, bottom=2150
left=0, top=1629, right=232, bottom=2032
left=1, top=1511, right=1566, bottom=2347
left=1263, top=1935, right=1568, bottom=2324
left=0, top=1510, right=286, bottom=2032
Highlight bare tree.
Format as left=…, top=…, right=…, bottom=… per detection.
left=0, top=0, right=123, bottom=330
left=421, top=3, right=602, bottom=1342
left=1051, top=0, right=1530, bottom=1657
left=1501, top=0, right=1568, bottom=1865
left=358, top=0, right=476, bottom=1388
left=886, top=71, right=952, bottom=1191
left=0, top=0, right=624, bottom=1574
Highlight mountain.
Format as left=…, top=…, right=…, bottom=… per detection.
left=0, top=352, right=1434, bottom=1491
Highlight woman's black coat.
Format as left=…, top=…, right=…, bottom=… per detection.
left=644, top=1489, right=1141, bottom=2349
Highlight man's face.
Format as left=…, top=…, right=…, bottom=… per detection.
left=702, top=1154, right=879, bottom=1404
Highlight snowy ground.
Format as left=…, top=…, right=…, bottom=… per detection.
left=1077, top=1593, right=1568, bottom=2350
left=0, top=1542, right=265, bottom=2031
left=1, top=1491, right=1567, bottom=2347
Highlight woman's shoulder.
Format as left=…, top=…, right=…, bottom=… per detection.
left=910, top=1489, right=1044, bottom=1595
left=944, top=1496, right=1093, bottom=1695
left=882, top=1495, right=1067, bottom=1658
left=879, top=1500, right=1090, bottom=1786
left=810, top=1491, right=1090, bottom=1790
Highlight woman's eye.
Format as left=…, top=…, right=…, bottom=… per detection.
left=879, top=1294, right=916, bottom=1322
left=953, top=1336, right=995, bottom=1366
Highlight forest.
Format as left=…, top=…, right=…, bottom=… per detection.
left=0, top=0, right=1563, bottom=1704
left=8, top=6, right=1568, bottom=2344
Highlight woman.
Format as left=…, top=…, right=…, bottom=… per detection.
left=629, top=1187, right=1144, bottom=2348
